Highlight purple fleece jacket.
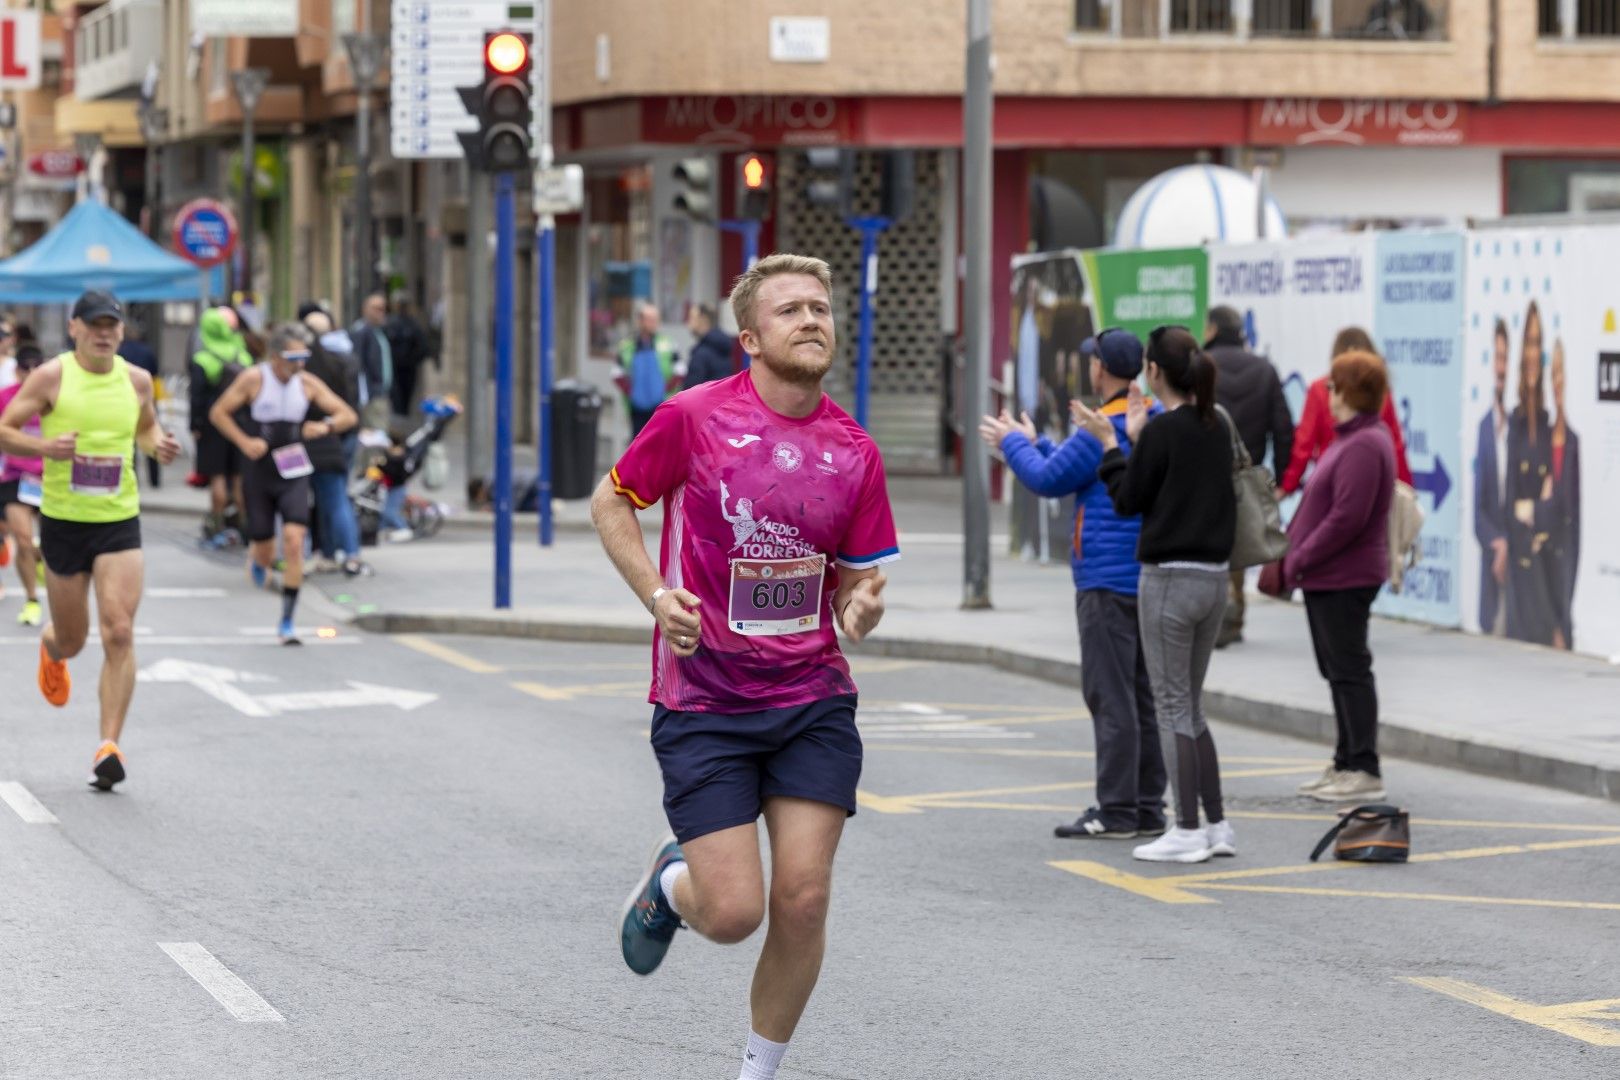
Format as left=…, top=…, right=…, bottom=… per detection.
left=1284, top=412, right=1395, bottom=591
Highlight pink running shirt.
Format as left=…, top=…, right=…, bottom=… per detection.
left=610, top=371, right=900, bottom=714
left=0, top=383, right=42, bottom=480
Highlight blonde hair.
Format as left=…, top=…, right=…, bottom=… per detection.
left=729, top=253, right=833, bottom=333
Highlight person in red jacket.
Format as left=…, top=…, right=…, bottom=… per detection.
left=1280, top=327, right=1413, bottom=496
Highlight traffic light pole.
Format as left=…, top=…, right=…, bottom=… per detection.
left=848, top=215, right=892, bottom=430
left=717, top=219, right=762, bottom=271
left=493, top=172, right=516, bottom=609
left=537, top=215, right=555, bottom=547
left=962, top=0, right=993, bottom=610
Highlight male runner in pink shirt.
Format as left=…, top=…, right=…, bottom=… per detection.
left=592, top=253, right=898, bottom=1080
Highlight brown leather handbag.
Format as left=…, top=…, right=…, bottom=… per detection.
left=1309, top=804, right=1410, bottom=863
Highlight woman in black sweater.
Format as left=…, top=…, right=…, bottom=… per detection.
left=1074, top=326, right=1236, bottom=864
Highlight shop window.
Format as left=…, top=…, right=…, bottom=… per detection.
left=586, top=165, right=653, bottom=358
left=1506, top=157, right=1620, bottom=215
left=1541, top=0, right=1620, bottom=35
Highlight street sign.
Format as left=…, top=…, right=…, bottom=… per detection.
left=0, top=11, right=42, bottom=91
left=27, top=150, right=83, bottom=180
left=533, top=164, right=584, bottom=215
left=172, top=199, right=238, bottom=269
left=390, top=0, right=529, bottom=160
left=193, top=0, right=297, bottom=38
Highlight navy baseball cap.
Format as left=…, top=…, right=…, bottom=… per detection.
left=1081, top=327, right=1144, bottom=379
left=71, top=290, right=124, bottom=323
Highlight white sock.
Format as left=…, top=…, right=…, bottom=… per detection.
left=738, top=1031, right=788, bottom=1080
left=657, top=861, right=687, bottom=917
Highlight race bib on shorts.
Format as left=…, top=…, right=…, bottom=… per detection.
left=728, top=555, right=824, bottom=636
left=70, top=454, right=123, bottom=496
left=18, top=473, right=42, bottom=507
left=271, top=442, right=313, bottom=480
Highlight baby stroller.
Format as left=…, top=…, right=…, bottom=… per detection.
left=351, top=396, right=462, bottom=545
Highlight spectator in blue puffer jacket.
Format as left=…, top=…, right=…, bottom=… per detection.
left=980, top=327, right=1166, bottom=840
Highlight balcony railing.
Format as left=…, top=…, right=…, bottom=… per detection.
left=1074, top=0, right=1446, bottom=39
left=74, top=0, right=163, bottom=101
left=1540, top=0, right=1620, bottom=36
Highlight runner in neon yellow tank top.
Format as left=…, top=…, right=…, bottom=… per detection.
left=0, top=291, right=180, bottom=791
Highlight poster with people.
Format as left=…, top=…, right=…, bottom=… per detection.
left=1005, top=252, right=1093, bottom=563
left=1459, top=228, right=1617, bottom=658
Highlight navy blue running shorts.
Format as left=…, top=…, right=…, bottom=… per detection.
left=650, top=694, right=862, bottom=844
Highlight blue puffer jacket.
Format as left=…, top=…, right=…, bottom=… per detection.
left=1000, top=394, right=1162, bottom=595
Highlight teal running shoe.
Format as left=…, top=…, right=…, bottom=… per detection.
left=619, top=833, right=684, bottom=975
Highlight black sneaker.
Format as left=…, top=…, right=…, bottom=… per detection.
left=1054, top=808, right=1137, bottom=839
left=1136, top=818, right=1169, bottom=837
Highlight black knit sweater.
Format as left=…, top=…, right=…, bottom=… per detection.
left=1098, top=404, right=1236, bottom=565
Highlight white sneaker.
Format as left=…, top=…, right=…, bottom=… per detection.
left=1297, top=765, right=1340, bottom=795
left=1206, top=819, right=1237, bottom=857
left=384, top=527, right=415, bottom=544
left=1132, top=826, right=1213, bottom=864
left=1310, top=769, right=1387, bottom=803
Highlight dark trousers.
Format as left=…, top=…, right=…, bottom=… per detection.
left=630, top=406, right=657, bottom=438
left=1304, top=586, right=1382, bottom=776
left=391, top=364, right=420, bottom=418
left=1077, top=589, right=1167, bottom=830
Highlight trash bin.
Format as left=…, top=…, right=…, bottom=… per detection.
left=552, top=380, right=603, bottom=500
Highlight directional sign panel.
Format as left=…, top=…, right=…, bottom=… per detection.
left=389, top=0, right=528, bottom=160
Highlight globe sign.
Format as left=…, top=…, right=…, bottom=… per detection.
left=172, top=199, right=238, bottom=269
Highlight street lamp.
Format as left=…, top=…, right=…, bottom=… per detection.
left=342, top=32, right=386, bottom=317
left=231, top=68, right=270, bottom=301
left=137, top=103, right=168, bottom=242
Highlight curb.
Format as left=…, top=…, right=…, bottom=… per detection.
left=353, top=609, right=1619, bottom=807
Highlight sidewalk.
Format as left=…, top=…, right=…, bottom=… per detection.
left=144, top=472, right=1620, bottom=805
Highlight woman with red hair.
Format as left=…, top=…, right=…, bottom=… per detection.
left=1283, top=350, right=1397, bottom=804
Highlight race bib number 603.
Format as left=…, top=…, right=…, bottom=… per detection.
left=728, top=555, right=825, bottom=636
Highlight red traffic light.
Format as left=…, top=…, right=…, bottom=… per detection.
left=742, top=155, right=767, bottom=190
left=486, top=32, right=529, bottom=74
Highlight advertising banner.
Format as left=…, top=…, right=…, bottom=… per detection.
left=1460, top=228, right=1620, bottom=659
left=193, top=0, right=297, bottom=37
left=1079, top=247, right=1206, bottom=346
left=1207, top=234, right=1378, bottom=433
left=1372, top=231, right=1465, bottom=626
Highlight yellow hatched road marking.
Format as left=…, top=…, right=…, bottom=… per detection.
left=1202, top=884, right=1620, bottom=913
left=1402, top=978, right=1620, bottom=1045
left=394, top=635, right=502, bottom=674
left=1048, top=861, right=1217, bottom=905
left=855, top=790, right=925, bottom=815
left=511, top=680, right=647, bottom=702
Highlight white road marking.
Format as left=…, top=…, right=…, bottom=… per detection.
left=0, top=782, right=58, bottom=824
left=858, top=702, right=1031, bottom=740
left=147, top=588, right=229, bottom=599
left=159, top=942, right=285, bottom=1023
left=257, top=683, right=437, bottom=713
left=139, top=659, right=438, bottom=716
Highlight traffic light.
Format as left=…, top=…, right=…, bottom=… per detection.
left=878, top=150, right=916, bottom=222
left=802, top=148, right=854, bottom=218
left=672, top=157, right=713, bottom=221
left=458, top=30, right=533, bottom=173
left=735, top=152, right=772, bottom=221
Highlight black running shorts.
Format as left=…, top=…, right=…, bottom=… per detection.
left=39, top=515, right=142, bottom=577
left=244, top=470, right=311, bottom=542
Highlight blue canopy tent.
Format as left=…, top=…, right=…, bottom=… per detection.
left=0, top=200, right=207, bottom=303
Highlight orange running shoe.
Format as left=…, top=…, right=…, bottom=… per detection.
left=37, top=641, right=70, bottom=707
left=0, top=536, right=10, bottom=566
left=89, top=741, right=126, bottom=791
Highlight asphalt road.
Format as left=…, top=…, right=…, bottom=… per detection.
left=2, top=520, right=1618, bottom=1078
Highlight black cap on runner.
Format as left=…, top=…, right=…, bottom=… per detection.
left=71, top=290, right=124, bottom=323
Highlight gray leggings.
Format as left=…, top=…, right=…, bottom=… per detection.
left=1138, top=565, right=1228, bottom=830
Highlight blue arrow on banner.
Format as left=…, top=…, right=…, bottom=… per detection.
left=1412, top=455, right=1450, bottom=511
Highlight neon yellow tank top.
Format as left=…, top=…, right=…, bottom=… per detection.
left=40, top=353, right=140, bottom=522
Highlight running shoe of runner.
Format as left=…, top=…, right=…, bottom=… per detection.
left=0, top=343, right=46, bottom=626
left=591, top=254, right=898, bottom=1080
left=209, top=322, right=356, bottom=646
left=0, top=290, right=179, bottom=789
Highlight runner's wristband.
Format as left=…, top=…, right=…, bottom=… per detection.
left=647, top=587, right=668, bottom=614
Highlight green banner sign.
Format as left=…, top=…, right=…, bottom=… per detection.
left=1079, top=247, right=1208, bottom=345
